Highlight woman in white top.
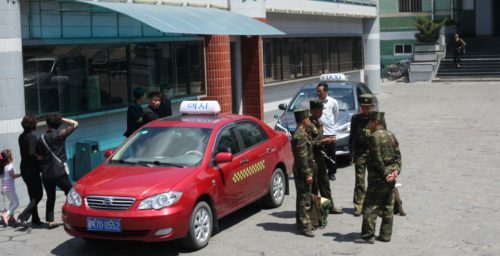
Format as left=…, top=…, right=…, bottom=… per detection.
left=1, top=149, right=21, bottom=226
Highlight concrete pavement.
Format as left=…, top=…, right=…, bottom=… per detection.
left=1, top=80, right=499, bottom=255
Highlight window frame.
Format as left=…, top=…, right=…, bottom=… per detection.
left=394, top=44, right=413, bottom=56
left=398, top=0, right=422, bottom=13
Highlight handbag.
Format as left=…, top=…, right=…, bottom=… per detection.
left=41, top=134, right=69, bottom=175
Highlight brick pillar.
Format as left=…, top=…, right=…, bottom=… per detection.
left=241, top=36, right=264, bottom=120
left=205, top=35, right=232, bottom=113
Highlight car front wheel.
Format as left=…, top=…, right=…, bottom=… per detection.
left=182, top=201, right=213, bottom=250
left=263, top=168, right=286, bottom=208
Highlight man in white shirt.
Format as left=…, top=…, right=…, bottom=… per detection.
left=317, top=82, right=339, bottom=181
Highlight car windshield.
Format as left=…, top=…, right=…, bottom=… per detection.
left=24, top=60, right=54, bottom=73
left=110, top=127, right=212, bottom=167
left=288, top=86, right=356, bottom=111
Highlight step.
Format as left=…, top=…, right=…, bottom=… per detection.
left=433, top=77, right=500, bottom=82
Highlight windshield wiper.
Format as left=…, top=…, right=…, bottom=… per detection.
left=110, top=159, right=149, bottom=167
left=138, top=161, right=186, bottom=168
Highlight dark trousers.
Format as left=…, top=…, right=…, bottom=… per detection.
left=18, top=171, right=44, bottom=223
left=43, top=174, right=72, bottom=222
left=453, top=49, right=463, bottom=65
left=325, top=141, right=337, bottom=176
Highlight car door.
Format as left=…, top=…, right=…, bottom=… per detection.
left=234, top=120, right=276, bottom=202
left=210, top=124, right=246, bottom=216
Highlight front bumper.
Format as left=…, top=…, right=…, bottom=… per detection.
left=335, top=132, right=350, bottom=156
left=62, top=202, right=190, bottom=242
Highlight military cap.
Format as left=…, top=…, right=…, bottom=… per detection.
left=368, top=111, right=385, bottom=122
left=359, top=94, right=374, bottom=105
left=309, top=100, right=324, bottom=109
left=294, top=109, right=310, bottom=123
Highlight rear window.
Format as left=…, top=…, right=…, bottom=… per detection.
left=289, top=86, right=355, bottom=111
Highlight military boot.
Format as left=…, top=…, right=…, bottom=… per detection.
left=354, top=237, right=375, bottom=244
left=301, top=229, right=315, bottom=237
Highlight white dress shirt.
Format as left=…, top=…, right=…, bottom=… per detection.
left=320, top=95, right=339, bottom=136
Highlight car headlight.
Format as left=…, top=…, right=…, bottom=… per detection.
left=67, top=188, right=82, bottom=206
left=138, top=192, right=183, bottom=210
left=334, top=122, right=350, bottom=134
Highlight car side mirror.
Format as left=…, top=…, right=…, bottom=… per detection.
left=278, top=103, right=287, bottom=111
left=214, top=152, right=232, bottom=164
left=104, top=149, right=115, bottom=158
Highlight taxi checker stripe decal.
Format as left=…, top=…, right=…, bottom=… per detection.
left=232, top=160, right=266, bottom=183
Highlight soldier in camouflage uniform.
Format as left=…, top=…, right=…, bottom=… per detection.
left=292, top=109, right=315, bottom=238
left=355, top=111, right=401, bottom=244
left=349, top=94, right=386, bottom=217
left=308, top=100, right=343, bottom=214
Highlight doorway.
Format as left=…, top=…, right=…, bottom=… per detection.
left=494, top=0, right=500, bottom=35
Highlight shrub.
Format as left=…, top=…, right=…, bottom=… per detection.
left=414, top=16, right=447, bottom=43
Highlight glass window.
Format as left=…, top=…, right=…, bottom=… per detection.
left=23, top=40, right=205, bottom=116
left=263, top=39, right=282, bottom=83
left=236, top=122, right=268, bottom=149
left=111, top=127, right=211, bottom=167
left=339, top=38, right=354, bottom=71
left=289, top=86, right=356, bottom=111
left=215, top=127, right=241, bottom=155
left=329, top=38, right=339, bottom=73
left=394, top=44, right=413, bottom=55
left=399, top=0, right=422, bottom=12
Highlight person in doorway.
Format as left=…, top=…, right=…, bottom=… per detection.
left=453, top=33, right=466, bottom=67
left=17, top=115, right=44, bottom=228
left=124, top=87, right=145, bottom=137
left=158, top=88, right=173, bottom=118
left=142, top=91, right=162, bottom=124
left=38, top=113, right=78, bottom=229
left=316, top=82, right=339, bottom=181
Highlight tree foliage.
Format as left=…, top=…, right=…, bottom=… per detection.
left=414, top=16, right=447, bottom=43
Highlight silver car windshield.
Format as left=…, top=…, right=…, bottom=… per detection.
left=111, top=127, right=211, bottom=167
left=289, top=87, right=356, bottom=111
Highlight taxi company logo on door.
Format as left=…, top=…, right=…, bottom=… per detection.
left=232, top=160, right=266, bottom=183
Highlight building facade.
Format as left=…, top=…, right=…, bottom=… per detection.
left=1, top=0, right=380, bottom=206
left=380, top=0, right=500, bottom=66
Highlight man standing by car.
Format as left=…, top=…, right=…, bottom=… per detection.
left=124, top=87, right=145, bottom=138
left=316, top=83, right=339, bottom=181
left=308, top=100, right=343, bottom=214
left=349, top=94, right=385, bottom=217
left=355, top=112, right=401, bottom=244
left=142, top=91, right=162, bottom=124
left=292, top=109, right=315, bottom=237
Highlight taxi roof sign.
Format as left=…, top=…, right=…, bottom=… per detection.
left=319, top=73, right=347, bottom=82
left=180, top=101, right=221, bottom=115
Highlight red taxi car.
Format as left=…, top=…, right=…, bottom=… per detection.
left=62, top=101, right=293, bottom=249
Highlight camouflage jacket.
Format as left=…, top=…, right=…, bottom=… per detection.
left=367, top=128, right=401, bottom=183
left=349, top=112, right=387, bottom=156
left=308, top=116, right=324, bottom=152
left=292, top=126, right=314, bottom=179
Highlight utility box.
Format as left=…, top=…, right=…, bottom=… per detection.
left=74, top=141, right=104, bottom=181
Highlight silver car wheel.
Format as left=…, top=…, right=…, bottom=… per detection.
left=272, top=169, right=285, bottom=204
left=193, top=207, right=211, bottom=243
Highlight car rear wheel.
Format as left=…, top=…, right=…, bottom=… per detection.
left=263, top=168, right=285, bottom=208
left=182, top=201, right=212, bottom=250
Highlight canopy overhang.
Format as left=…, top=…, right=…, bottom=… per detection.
left=75, top=0, right=285, bottom=36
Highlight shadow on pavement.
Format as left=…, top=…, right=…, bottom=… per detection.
left=256, top=222, right=298, bottom=234
left=322, top=232, right=359, bottom=242
left=270, top=210, right=295, bottom=219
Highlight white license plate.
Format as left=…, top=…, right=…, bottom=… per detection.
left=87, top=217, right=121, bottom=232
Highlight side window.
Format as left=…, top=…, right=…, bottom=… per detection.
left=236, top=122, right=268, bottom=149
left=216, top=127, right=241, bottom=155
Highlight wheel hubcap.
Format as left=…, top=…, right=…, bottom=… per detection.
left=272, top=172, right=284, bottom=203
left=193, top=208, right=210, bottom=243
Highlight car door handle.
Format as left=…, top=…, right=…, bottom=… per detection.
left=240, top=159, right=249, bottom=164
left=266, top=146, right=273, bottom=153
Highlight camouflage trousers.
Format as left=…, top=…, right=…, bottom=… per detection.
left=312, top=154, right=333, bottom=204
left=361, top=181, right=395, bottom=241
left=353, top=154, right=368, bottom=213
left=294, top=175, right=313, bottom=232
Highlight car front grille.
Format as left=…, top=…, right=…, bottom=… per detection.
left=86, top=196, right=135, bottom=210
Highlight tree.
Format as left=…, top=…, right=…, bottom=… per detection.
left=414, top=16, right=446, bottom=43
